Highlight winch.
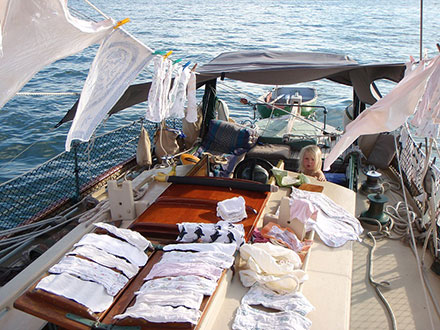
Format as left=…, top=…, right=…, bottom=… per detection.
left=360, top=192, right=390, bottom=226
left=360, top=170, right=383, bottom=195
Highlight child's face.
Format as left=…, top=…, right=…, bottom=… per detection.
left=303, top=152, right=316, bottom=171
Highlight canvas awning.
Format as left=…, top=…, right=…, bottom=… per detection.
left=56, top=50, right=405, bottom=127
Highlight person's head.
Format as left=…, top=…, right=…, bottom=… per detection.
left=299, top=145, right=322, bottom=173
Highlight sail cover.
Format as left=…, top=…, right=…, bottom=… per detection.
left=0, top=0, right=114, bottom=109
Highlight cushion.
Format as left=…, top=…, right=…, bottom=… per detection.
left=201, top=120, right=258, bottom=155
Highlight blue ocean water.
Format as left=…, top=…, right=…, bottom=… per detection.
left=0, top=0, right=438, bottom=183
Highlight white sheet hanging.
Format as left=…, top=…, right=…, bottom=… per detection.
left=186, top=71, right=198, bottom=122
left=169, top=67, right=192, bottom=119
left=411, top=56, right=440, bottom=138
left=146, top=56, right=171, bottom=122
left=66, top=29, right=153, bottom=151
left=324, top=55, right=440, bottom=171
left=0, top=0, right=114, bottom=109
left=0, top=0, right=10, bottom=56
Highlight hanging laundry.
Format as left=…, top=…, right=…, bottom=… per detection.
left=66, top=29, right=153, bottom=151
left=0, top=0, right=10, bottom=56
left=169, top=66, right=192, bottom=118
left=0, top=0, right=114, bottom=109
left=411, top=55, right=440, bottom=138
left=186, top=71, right=198, bottom=122
left=324, top=55, right=440, bottom=171
left=146, top=56, right=171, bottom=122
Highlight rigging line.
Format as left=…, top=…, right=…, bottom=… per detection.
left=82, top=0, right=110, bottom=19
left=16, top=92, right=80, bottom=96
left=393, top=133, right=436, bottom=330
left=216, top=81, right=329, bottom=133
left=0, top=140, right=40, bottom=171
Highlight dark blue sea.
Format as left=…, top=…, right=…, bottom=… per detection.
left=0, top=0, right=438, bottom=183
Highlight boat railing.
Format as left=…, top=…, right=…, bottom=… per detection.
left=255, top=102, right=329, bottom=133
left=0, top=118, right=182, bottom=232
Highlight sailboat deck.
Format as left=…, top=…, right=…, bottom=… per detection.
left=350, top=171, right=440, bottom=330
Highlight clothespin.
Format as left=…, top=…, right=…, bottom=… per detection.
left=163, top=51, right=173, bottom=60
left=191, top=63, right=198, bottom=72
left=182, top=61, right=191, bottom=70
left=113, top=18, right=130, bottom=30
left=173, top=59, right=182, bottom=64
left=152, top=50, right=166, bottom=56
left=437, top=43, right=440, bottom=53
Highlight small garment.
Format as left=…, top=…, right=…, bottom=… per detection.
left=36, top=273, right=114, bottom=313
left=113, top=303, right=201, bottom=325
left=169, top=67, right=192, bottom=118
left=67, top=244, right=139, bottom=279
left=138, top=275, right=217, bottom=296
left=145, top=261, right=223, bottom=282
left=290, top=188, right=363, bottom=247
left=241, top=284, right=314, bottom=316
left=239, top=243, right=306, bottom=294
left=49, top=256, right=128, bottom=296
left=260, top=222, right=310, bottom=253
left=75, top=233, right=148, bottom=267
left=146, top=56, right=166, bottom=122
left=186, top=71, right=197, bottom=122
left=240, top=243, right=302, bottom=274
left=239, top=269, right=307, bottom=294
left=217, top=196, right=247, bottom=222
left=94, top=222, right=151, bottom=251
left=159, top=250, right=235, bottom=269
left=232, top=303, right=312, bottom=330
left=163, top=242, right=237, bottom=255
left=135, top=289, right=204, bottom=310
left=176, top=221, right=245, bottom=247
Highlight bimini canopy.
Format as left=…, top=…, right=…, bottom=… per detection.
left=57, top=50, right=405, bottom=127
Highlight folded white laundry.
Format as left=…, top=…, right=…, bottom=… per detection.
left=216, top=196, right=247, bottom=222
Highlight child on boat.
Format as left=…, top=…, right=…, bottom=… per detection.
left=299, top=145, right=326, bottom=181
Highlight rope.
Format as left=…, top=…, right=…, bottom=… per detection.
left=366, top=228, right=397, bottom=330
left=16, top=92, right=79, bottom=96
left=393, top=134, right=436, bottom=329
left=82, top=0, right=110, bottom=19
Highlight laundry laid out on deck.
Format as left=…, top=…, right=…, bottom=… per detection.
left=33, top=223, right=150, bottom=313
left=290, top=187, right=363, bottom=247
left=114, top=241, right=236, bottom=325
left=176, top=221, right=245, bottom=247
